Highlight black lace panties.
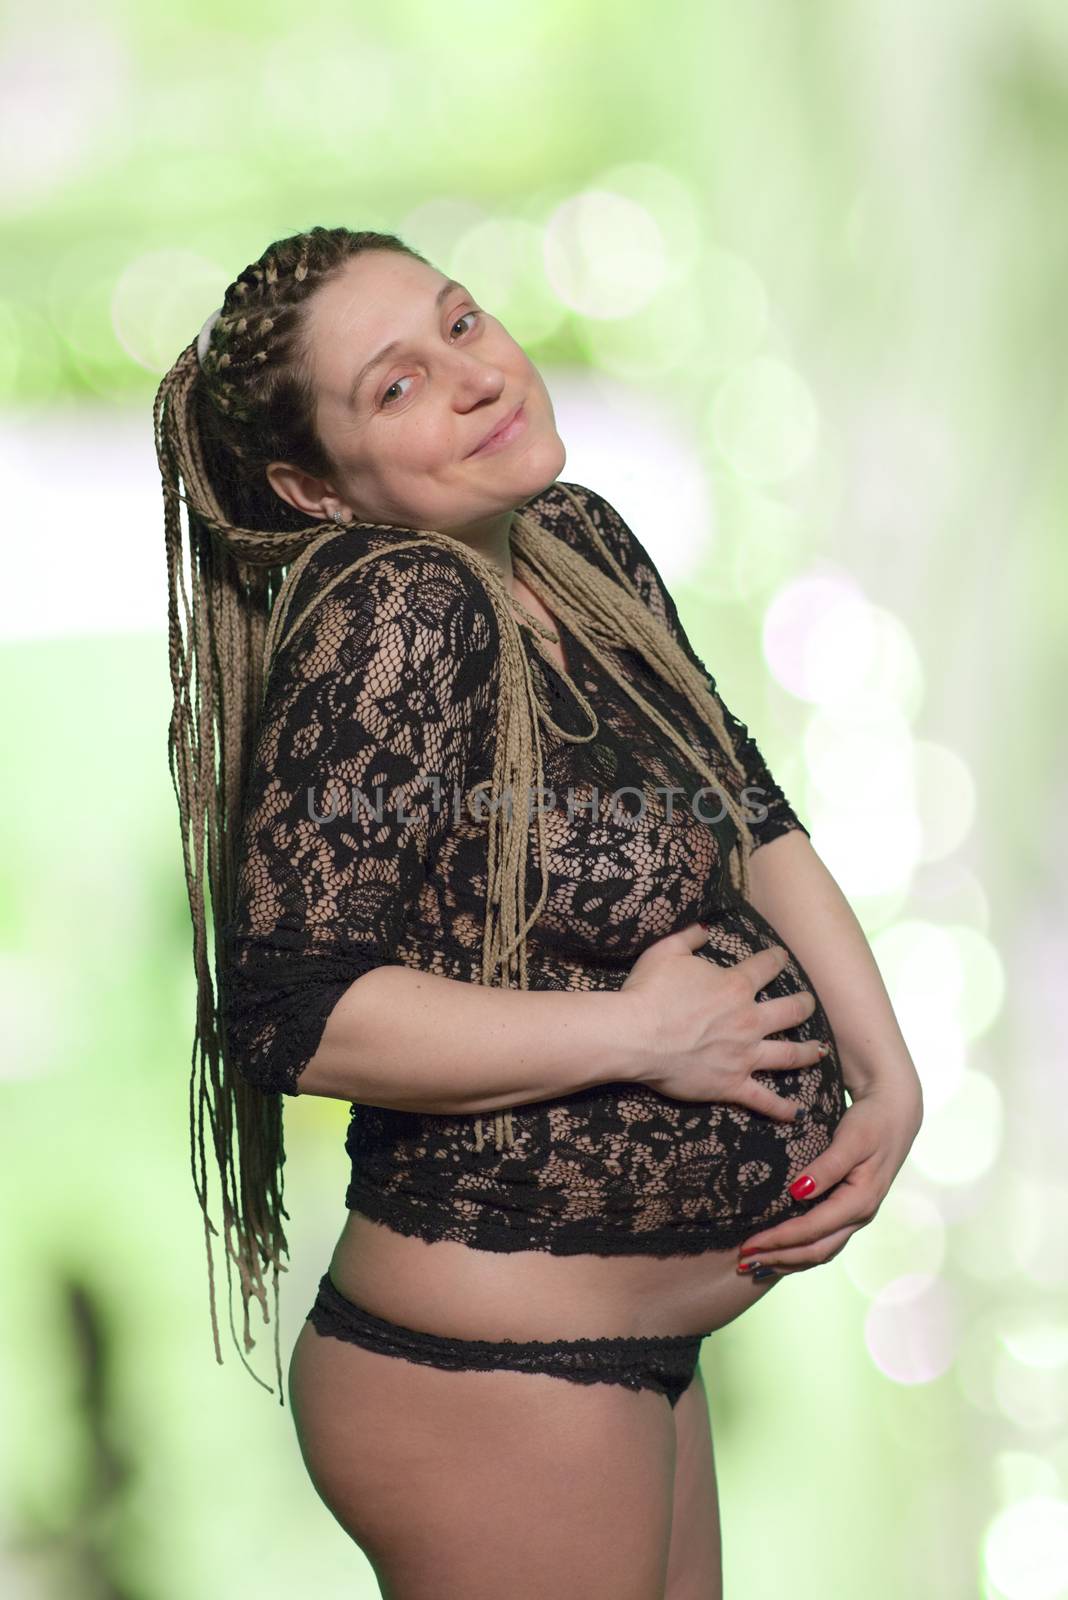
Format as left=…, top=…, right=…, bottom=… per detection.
left=306, top=1272, right=705, bottom=1409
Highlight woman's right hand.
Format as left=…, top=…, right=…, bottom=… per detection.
left=618, top=921, right=826, bottom=1122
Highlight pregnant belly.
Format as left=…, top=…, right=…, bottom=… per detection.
left=336, top=901, right=849, bottom=1340
left=347, top=899, right=847, bottom=1257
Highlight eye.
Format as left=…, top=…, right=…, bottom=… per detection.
left=377, top=309, right=482, bottom=409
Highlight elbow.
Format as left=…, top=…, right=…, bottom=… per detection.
left=280, top=967, right=397, bottom=1101
left=218, top=976, right=380, bottom=1101
left=217, top=930, right=393, bottom=1100
left=292, top=967, right=409, bottom=1099
left=218, top=979, right=321, bottom=1098
left=222, top=1022, right=311, bottom=1098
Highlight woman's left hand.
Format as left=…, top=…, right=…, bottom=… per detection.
left=735, top=1086, right=924, bottom=1275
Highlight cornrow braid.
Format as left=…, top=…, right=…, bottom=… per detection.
left=153, top=226, right=757, bottom=1403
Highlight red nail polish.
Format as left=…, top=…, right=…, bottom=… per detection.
left=737, top=1260, right=757, bottom=1272
left=789, top=1175, right=816, bottom=1199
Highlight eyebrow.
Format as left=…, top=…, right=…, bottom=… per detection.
left=347, top=278, right=466, bottom=407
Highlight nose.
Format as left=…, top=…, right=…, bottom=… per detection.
left=449, top=348, right=506, bottom=405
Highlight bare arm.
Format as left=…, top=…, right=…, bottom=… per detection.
left=296, top=965, right=642, bottom=1107
left=746, top=830, right=923, bottom=1111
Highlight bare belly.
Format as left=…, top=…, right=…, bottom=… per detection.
left=327, top=1208, right=777, bottom=1344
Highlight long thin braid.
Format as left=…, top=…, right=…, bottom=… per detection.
left=153, top=227, right=759, bottom=1401
left=154, top=230, right=436, bottom=1400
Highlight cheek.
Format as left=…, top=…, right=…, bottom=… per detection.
left=520, top=357, right=553, bottom=414
left=515, top=344, right=542, bottom=381
left=385, top=414, right=454, bottom=461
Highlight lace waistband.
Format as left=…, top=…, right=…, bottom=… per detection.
left=306, top=1271, right=705, bottom=1408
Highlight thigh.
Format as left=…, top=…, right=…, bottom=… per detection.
left=288, top=1318, right=679, bottom=1600
left=665, top=1365, right=722, bottom=1600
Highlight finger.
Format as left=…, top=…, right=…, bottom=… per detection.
left=739, top=943, right=792, bottom=990
left=737, top=1179, right=872, bottom=1257
left=752, top=1036, right=833, bottom=1072
left=755, top=988, right=818, bottom=1036
left=741, top=1084, right=809, bottom=1125
left=762, top=1116, right=870, bottom=1195
left=737, top=1225, right=856, bottom=1274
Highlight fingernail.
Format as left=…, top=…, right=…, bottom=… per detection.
left=793, top=1107, right=808, bottom=1123
left=818, top=1041, right=831, bottom=1056
left=737, top=1259, right=759, bottom=1272
left=789, top=1175, right=816, bottom=1199
left=752, top=1265, right=777, bottom=1281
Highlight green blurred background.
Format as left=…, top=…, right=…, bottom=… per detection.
left=2, top=1, right=1065, bottom=1595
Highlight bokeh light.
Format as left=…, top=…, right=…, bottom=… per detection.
left=765, top=577, right=927, bottom=721
left=709, top=355, right=820, bottom=483
left=910, top=1067, right=1004, bottom=1186
left=545, top=187, right=670, bottom=319
left=839, top=1185, right=947, bottom=1298
left=451, top=217, right=565, bottom=346
left=864, top=1271, right=962, bottom=1385
left=983, top=1496, right=1068, bottom=1600
left=1, top=2, right=1051, bottom=1593
left=112, top=249, right=230, bottom=373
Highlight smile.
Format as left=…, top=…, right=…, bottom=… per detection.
left=468, top=402, right=527, bottom=458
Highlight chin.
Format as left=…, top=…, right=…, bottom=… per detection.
left=518, top=430, right=566, bottom=499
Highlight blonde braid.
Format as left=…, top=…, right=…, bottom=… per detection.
left=154, top=229, right=439, bottom=1401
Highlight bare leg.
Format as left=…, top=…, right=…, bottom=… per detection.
left=664, top=1366, right=722, bottom=1600
left=288, top=1319, right=679, bottom=1600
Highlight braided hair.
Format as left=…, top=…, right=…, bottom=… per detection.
left=152, top=224, right=758, bottom=1402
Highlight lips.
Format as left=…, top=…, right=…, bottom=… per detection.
left=469, top=401, right=523, bottom=457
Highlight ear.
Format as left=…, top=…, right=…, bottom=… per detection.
left=265, top=459, right=342, bottom=521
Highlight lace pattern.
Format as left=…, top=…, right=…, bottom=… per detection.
left=307, top=1272, right=703, bottom=1408
left=219, top=480, right=848, bottom=1256
left=218, top=542, right=498, bottom=1096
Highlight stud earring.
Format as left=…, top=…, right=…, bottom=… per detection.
left=331, top=508, right=351, bottom=527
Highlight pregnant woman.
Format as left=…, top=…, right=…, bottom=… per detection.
left=154, top=226, right=923, bottom=1599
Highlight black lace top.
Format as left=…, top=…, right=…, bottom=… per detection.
left=219, top=481, right=848, bottom=1256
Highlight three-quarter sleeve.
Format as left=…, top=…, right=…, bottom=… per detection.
left=564, top=482, right=811, bottom=852
left=218, top=544, right=495, bottom=1096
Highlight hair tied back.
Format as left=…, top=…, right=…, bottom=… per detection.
left=197, top=306, right=224, bottom=366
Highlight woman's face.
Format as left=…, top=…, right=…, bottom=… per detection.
left=266, top=250, right=566, bottom=540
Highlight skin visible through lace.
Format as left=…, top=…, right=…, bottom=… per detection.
left=158, top=227, right=836, bottom=1395
left=223, top=479, right=848, bottom=1349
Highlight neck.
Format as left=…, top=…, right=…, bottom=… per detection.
left=441, top=506, right=517, bottom=589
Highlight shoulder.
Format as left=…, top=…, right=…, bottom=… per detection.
left=522, top=479, right=672, bottom=620
left=286, top=524, right=493, bottom=624
left=276, top=525, right=499, bottom=677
